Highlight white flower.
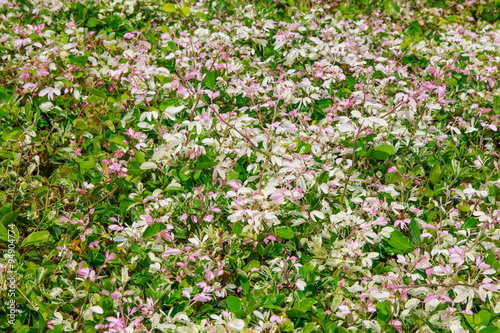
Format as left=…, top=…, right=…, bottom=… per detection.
left=296, top=279, right=307, bottom=291
left=140, top=110, right=158, bottom=122
left=163, top=105, right=186, bottom=121
left=140, top=162, right=157, bottom=170
left=371, top=292, right=391, bottom=301
left=89, top=306, right=103, bottom=314
left=228, top=319, right=245, bottom=331
left=40, top=102, right=54, bottom=112
left=39, top=87, right=61, bottom=100
left=82, top=182, right=95, bottom=190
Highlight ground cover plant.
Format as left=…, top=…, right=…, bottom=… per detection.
left=1, top=0, right=500, bottom=332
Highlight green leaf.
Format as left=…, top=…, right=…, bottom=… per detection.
left=446, top=15, right=457, bottom=24
left=1, top=210, right=20, bottom=227
left=163, top=3, right=175, bottom=12
left=410, top=219, right=421, bottom=245
left=160, top=25, right=170, bottom=33
left=315, top=99, right=332, bottom=111
left=296, top=298, right=314, bottom=313
left=86, top=87, right=106, bottom=98
left=204, top=72, right=216, bottom=90
left=286, top=308, right=306, bottom=318
left=86, top=17, right=98, bottom=28
left=303, top=322, right=316, bottom=333
left=371, top=144, right=395, bottom=160
left=180, top=7, right=190, bottom=16
left=479, top=327, right=500, bottom=333
left=281, top=320, right=294, bottom=332
left=458, top=204, right=470, bottom=212
left=385, top=229, right=414, bottom=254
left=409, top=21, right=422, bottom=35
left=196, top=161, right=218, bottom=169
left=376, top=301, right=391, bottom=325
left=0, top=223, right=8, bottom=241
left=430, top=162, right=442, bottom=185
left=462, top=217, right=478, bottom=229
left=318, top=171, right=328, bottom=184
left=384, top=1, right=393, bottom=15
left=35, top=186, right=49, bottom=198
left=229, top=171, right=240, bottom=180
left=473, top=313, right=483, bottom=326
left=86, top=95, right=104, bottom=104
left=22, top=231, right=50, bottom=247
left=179, top=165, right=192, bottom=182
left=276, top=227, right=294, bottom=239
left=330, top=294, right=343, bottom=312
left=345, top=76, right=356, bottom=88
left=226, top=296, right=244, bottom=318
left=4, top=224, right=20, bottom=243
left=233, top=222, right=244, bottom=236
left=0, top=86, right=7, bottom=99
left=133, top=149, right=146, bottom=164
left=195, top=12, right=207, bottom=20
left=239, top=275, right=250, bottom=294
left=244, top=260, right=260, bottom=272
left=142, top=223, right=167, bottom=240
left=478, top=310, right=491, bottom=326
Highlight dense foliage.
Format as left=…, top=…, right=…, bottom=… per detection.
left=1, top=0, right=500, bottom=332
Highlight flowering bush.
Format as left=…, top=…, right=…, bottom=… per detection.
left=1, top=0, right=500, bottom=332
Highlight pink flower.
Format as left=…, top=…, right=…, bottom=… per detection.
left=193, top=293, right=212, bottom=302
left=162, top=249, right=183, bottom=258
left=270, top=315, right=288, bottom=324
left=104, top=250, right=116, bottom=264
left=387, top=166, right=398, bottom=173
left=390, top=320, right=403, bottom=333
left=205, top=90, right=220, bottom=100
left=374, top=216, right=388, bottom=226
left=13, top=38, right=31, bottom=48
left=338, top=305, right=351, bottom=315
left=88, top=240, right=100, bottom=249
left=395, top=218, right=410, bottom=229
left=125, top=128, right=139, bottom=139
left=479, top=278, right=497, bottom=301
left=449, top=248, right=464, bottom=266
left=109, top=225, right=123, bottom=231
left=433, top=264, right=452, bottom=276
left=76, top=267, right=96, bottom=281
left=423, top=293, right=437, bottom=303
left=37, top=69, right=50, bottom=76
left=182, top=290, right=191, bottom=300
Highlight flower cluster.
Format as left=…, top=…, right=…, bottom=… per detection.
left=1, top=0, right=500, bottom=332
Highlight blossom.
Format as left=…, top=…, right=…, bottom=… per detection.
left=387, top=166, right=398, bottom=173
left=338, top=305, right=351, bottom=315
left=296, top=279, right=307, bottom=291
left=162, top=105, right=186, bottom=121
left=76, top=267, right=96, bottom=281
left=139, top=110, right=158, bottom=122
left=39, top=87, right=61, bottom=100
